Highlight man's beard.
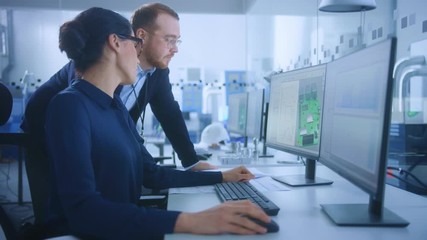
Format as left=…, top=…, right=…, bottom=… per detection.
left=145, top=49, right=169, bottom=69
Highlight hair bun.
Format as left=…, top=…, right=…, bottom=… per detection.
left=59, top=20, right=88, bottom=61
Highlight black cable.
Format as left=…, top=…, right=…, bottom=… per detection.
left=300, top=156, right=306, bottom=166
left=406, top=157, right=424, bottom=177
left=387, top=172, right=427, bottom=194
left=0, top=166, right=10, bottom=181
left=0, top=161, right=18, bottom=204
left=0, top=164, right=10, bottom=202
left=0, top=166, right=10, bottom=202
left=387, top=166, right=427, bottom=189
left=131, top=73, right=150, bottom=138
left=387, top=166, right=427, bottom=188
left=123, top=72, right=150, bottom=138
left=131, top=85, right=143, bottom=135
left=5, top=161, right=18, bottom=199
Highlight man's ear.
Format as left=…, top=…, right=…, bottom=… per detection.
left=135, top=28, right=147, bottom=40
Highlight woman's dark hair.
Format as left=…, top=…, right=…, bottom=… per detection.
left=131, top=3, right=179, bottom=34
left=59, top=7, right=132, bottom=72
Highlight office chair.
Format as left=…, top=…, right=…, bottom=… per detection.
left=0, top=82, right=32, bottom=239
left=0, top=82, right=13, bottom=125
left=21, top=142, right=51, bottom=239
left=1, top=82, right=57, bottom=239
left=0, top=82, right=16, bottom=239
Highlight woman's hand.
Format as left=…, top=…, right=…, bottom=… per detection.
left=222, top=166, right=254, bottom=182
left=174, top=200, right=270, bottom=235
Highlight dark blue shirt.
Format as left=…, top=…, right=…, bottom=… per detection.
left=45, top=80, right=221, bottom=239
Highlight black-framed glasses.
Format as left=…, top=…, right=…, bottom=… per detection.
left=116, top=34, right=143, bottom=47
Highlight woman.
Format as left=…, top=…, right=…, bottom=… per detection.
left=44, top=7, right=271, bottom=239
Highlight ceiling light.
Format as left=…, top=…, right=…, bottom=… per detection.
left=318, top=0, right=377, bottom=12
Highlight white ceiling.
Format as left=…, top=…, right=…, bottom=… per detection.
left=0, top=0, right=319, bottom=15
left=1, top=0, right=254, bottom=14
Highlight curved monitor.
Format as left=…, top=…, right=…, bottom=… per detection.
left=227, top=92, right=248, bottom=136
left=319, top=38, right=408, bottom=226
left=266, top=64, right=326, bottom=159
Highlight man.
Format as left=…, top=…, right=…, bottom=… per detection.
left=21, top=3, right=215, bottom=171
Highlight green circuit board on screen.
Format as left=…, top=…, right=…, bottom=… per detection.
left=296, top=82, right=321, bottom=147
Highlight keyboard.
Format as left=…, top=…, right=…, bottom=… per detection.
left=214, top=182, right=280, bottom=216
left=217, top=155, right=253, bottom=165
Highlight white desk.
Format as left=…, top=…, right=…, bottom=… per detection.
left=165, top=165, right=427, bottom=240
left=177, top=147, right=302, bottom=169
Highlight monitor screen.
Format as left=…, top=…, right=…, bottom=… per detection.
left=245, top=89, right=264, bottom=140
left=227, top=92, right=248, bottom=136
left=266, top=64, right=326, bottom=159
left=319, top=38, right=408, bottom=226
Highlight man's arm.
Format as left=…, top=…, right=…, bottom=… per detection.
left=148, top=69, right=200, bottom=169
left=148, top=69, right=199, bottom=168
left=21, top=61, right=76, bottom=142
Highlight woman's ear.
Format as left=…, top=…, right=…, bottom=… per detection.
left=107, top=34, right=121, bottom=53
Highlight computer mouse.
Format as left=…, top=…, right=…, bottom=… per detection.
left=246, top=216, right=279, bottom=233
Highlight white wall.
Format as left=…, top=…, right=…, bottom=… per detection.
left=6, top=9, right=247, bottom=89
left=246, top=0, right=395, bottom=75
left=169, top=14, right=247, bottom=83
left=396, top=0, right=427, bottom=59
left=10, top=9, right=76, bottom=86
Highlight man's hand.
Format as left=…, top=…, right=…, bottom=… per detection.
left=222, top=166, right=254, bottom=182
left=190, top=161, right=218, bottom=171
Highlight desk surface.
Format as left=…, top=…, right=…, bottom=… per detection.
left=165, top=165, right=427, bottom=240
left=176, top=146, right=303, bottom=169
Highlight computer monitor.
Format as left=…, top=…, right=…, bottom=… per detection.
left=245, top=89, right=264, bottom=141
left=319, top=38, right=408, bottom=227
left=245, top=89, right=273, bottom=157
left=227, top=92, right=248, bottom=136
left=266, top=64, right=332, bottom=186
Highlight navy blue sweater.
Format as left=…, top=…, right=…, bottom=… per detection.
left=45, top=80, right=221, bottom=239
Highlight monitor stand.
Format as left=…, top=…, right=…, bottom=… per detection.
left=321, top=203, right=409, bottom=227
left=272, top=158, right=333, bottom=187
left=258, top=141, right=274, bottom=158
left=259, top=103, right=274, bottom=158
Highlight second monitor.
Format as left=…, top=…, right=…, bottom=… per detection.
left=266, top=64, right=332, bottom=186
left=245, top=89, right=264, bottom=142
left=227, top=92, right=248, bottom=137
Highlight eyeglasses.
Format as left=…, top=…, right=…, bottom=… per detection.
left=147, top=31, right=181, bottom=49
left=116, top=34, right=143, bottom=48
left=162, top=36, right=182, bottom=49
